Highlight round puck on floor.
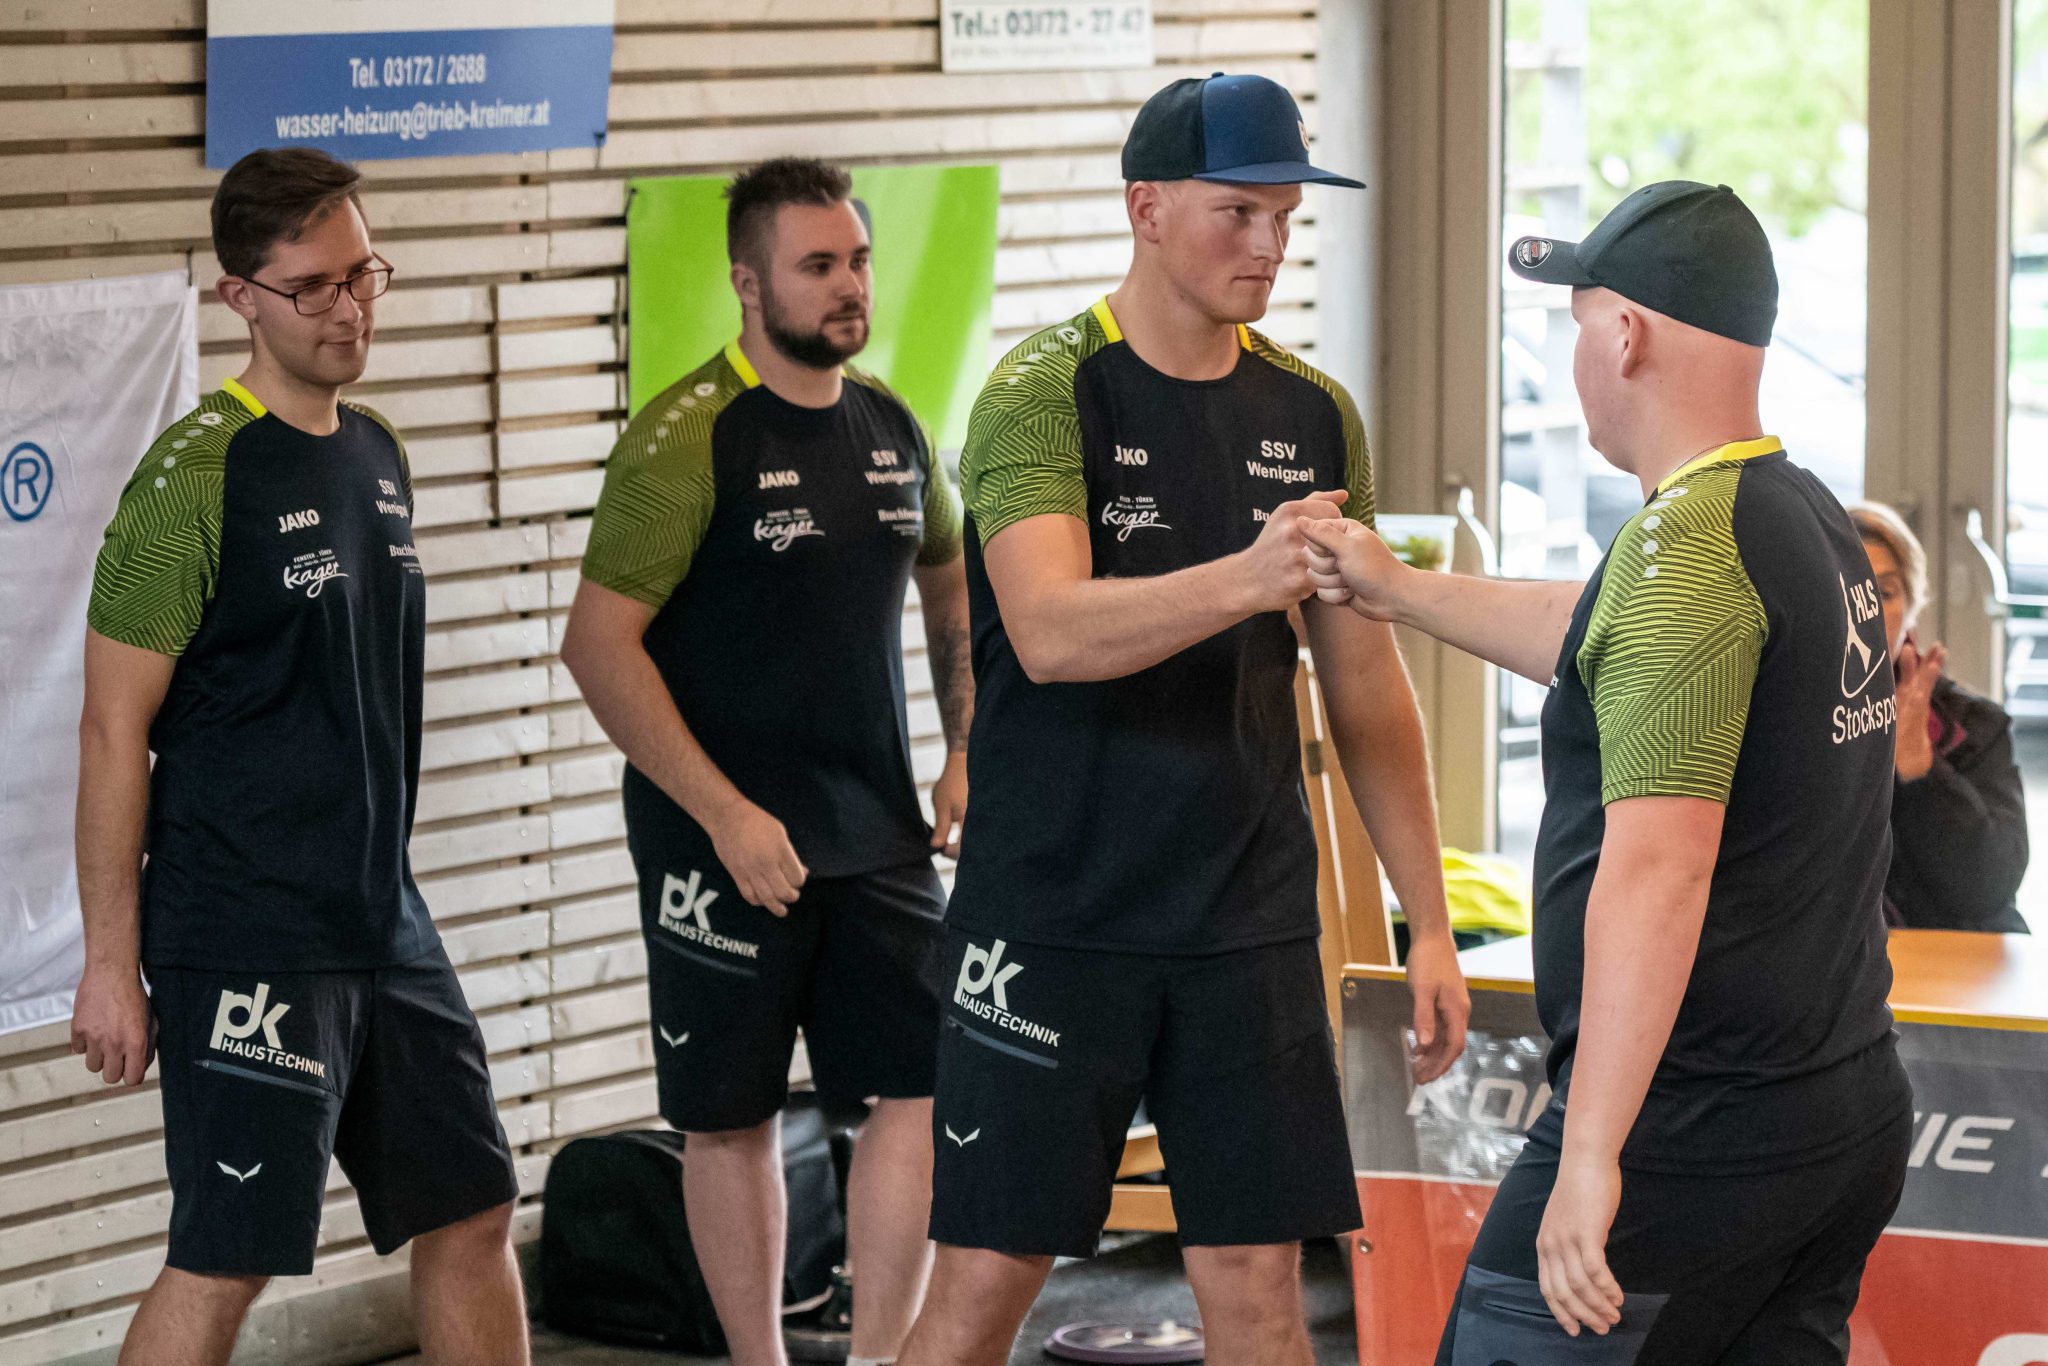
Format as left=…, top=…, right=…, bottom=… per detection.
left=1043, top=1319, right=1205, bottom=1362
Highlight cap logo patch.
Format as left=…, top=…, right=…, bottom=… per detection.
left=1515, top=238, right=1554, bottom=268
left=1298, top=120, right=1311, bottom=153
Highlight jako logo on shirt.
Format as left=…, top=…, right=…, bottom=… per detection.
left=209, top=983, right=326, bottom=1079
left=1114, top=444, right=1149, bottom=466
left=659, top=870, right=759, bottom=959
left=277, top=508, right=321, bottom=533
left=1833, top=572, right=1896, bottom=745
left=953, top=939, right=1060, bottom=1048
left=759, top=469, right=801, bottom=489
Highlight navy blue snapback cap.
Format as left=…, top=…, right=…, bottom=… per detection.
left=1122, top=73, right=1364, bottom=188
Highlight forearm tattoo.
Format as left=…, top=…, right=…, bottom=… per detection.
left=929, top=616, right=974, bottom=751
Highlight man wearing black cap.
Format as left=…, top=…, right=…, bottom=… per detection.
left=897, top=74, right=1469, bottom=1366
left=1303, top=182, right=1912, bottom=1363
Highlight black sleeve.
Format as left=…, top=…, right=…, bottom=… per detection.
left=1888, top=710, right=2031, bottom=932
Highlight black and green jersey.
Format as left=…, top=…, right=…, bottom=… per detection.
left=582, top=341, right=963, bottom=877
left=87, top=380, right=436, bottom=971
left=947, top=300, right=1374, bottom=954
left=1530, top=438, right=1908, bottom=1173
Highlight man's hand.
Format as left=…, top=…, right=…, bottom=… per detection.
left=1301, top=517, right=1417, bottom=621
left=1536, top=1152, right=1626, bottom=1336
left=930, top=751, right=968, bottom=859
left=1403, top=931, right=1470, bottom=1082
left=1235, top=489, right=1350, bottom=614
left=71, top=962, right=153, bottom=1086
left=1893, top=634, right=1945, bottom=781
left=706, top=799, right=807, bottom=917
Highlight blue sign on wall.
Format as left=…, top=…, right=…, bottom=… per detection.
left=205, top=0, right=614, bottom=169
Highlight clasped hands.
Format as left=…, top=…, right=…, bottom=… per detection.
left=1245, top=487, right=1411, bottom=622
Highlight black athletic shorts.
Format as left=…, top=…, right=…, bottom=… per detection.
left=631, top=818, right=946, bottom=1133
left=1436, top=1103, right=1912, bottom=1365
left=149, top=944, right=518, bottom=1277
left=928, top=929, right=1360, bottom=1258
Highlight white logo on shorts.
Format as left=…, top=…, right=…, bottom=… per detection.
left=953, top=940, right=1060, bottom=1049
left=944, top=1125, right=981, bottom=1147
left=215, top=1161, right=263, bottom=1183
left=956, top=939, right=1023, bottom=1010
left=208, top=984, right=326, bottom=1079
left=659, top=870, right=759, bottom=960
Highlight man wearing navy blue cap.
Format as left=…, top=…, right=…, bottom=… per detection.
left=1303, top=181, right=1911, bottom=1363
left=897, top=74, right=1469, bottom=1366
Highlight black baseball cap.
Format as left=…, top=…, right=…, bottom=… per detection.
left=1507, top=180, right=1778, bottom=347
left=1122, top=73, right=1364, bottom=188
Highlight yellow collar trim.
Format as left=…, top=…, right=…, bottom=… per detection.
left=1090, top=297, right=1251, bottom=352
left=221, top=377, right=267, bottom=417
left=723, top=339, right=762, bottom=389
left=1657, top=435, right=1782, bottom=493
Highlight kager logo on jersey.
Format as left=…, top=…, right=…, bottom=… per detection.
left=283, top=548, right=348, bottom=598
left=953, top=939, right=1060, bottom=1048
left=658, top=869, right=759, bottom=960
left=209, top=983, right=326, bottom=1079
left=1833, top=572, right=1896, bottom=745
left=277, top=508, right=321, bottom=533
left=1101, top=494, right=1170, bottom=541
left=754, top=507, right=824, bottom=552
left=1245, top=440, right=1313, bottom=486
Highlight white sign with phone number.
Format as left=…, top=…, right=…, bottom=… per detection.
left=941, top=1, right=1153, bottom=72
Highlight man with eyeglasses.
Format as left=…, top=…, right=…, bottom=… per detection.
left=72, top=147, right=527, bottom=1366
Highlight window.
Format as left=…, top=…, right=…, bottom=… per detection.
left=2003, top=0, right=2048, bottom=922
left=1496, top=0, right=1871, bottom=864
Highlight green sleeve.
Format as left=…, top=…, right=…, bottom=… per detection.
left=1578, top=466, right=1767, bottom=805
left=1333, top=380, right=1376, bottom=529
left=1245, top=330, right=1375, bottom=527
left=85, top=396, right=246, bottom=656
left=917, top=433, right=964, bottom=567
left=580, top=356, right=740, bottom=610
left=960, top=321, right=1101, bottom=545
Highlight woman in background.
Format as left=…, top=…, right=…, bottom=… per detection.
left=1852, top=503, right=2031, bottom=933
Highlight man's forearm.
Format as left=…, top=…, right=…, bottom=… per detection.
left=1306, top=607, right=1452, bottom=941
left=75, top=723, right=148, bottom=971
left=1392, top=573, right=1585, bottom=686
left=1339, top=710, right=1451, bottom=943
left=1561, top=847, right=1713, bottom=1164
left=569, top=641, right=750, bottom=830
left=921, top=589, right=975, bottom=751
left=1011, top=553, right=1255, bottom=682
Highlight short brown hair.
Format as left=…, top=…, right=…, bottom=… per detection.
left=724, top=157, right=854, bottom=269
left=1850, top=501, right=1929, bottom=621
left=212, top=148, right=365, bottom=280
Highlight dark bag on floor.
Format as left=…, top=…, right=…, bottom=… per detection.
left=538, top=1095, right=848, bottom=1353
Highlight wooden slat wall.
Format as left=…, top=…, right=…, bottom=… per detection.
left=0, top=3, right=1323, bottom=1360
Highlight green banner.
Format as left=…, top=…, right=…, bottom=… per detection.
left=625, top=165, right=999, bottom=450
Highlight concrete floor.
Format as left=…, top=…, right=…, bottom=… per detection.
left=386, top=1233, right=1359, bottom=1365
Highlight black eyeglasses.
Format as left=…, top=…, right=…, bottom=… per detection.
left=240, top=256, right=394, bottom=316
